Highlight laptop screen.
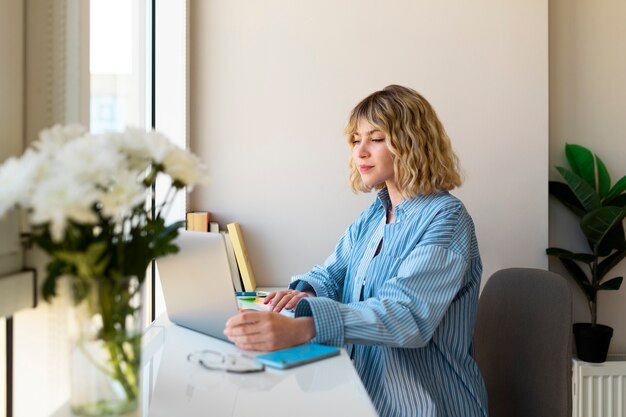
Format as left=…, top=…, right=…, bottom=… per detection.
left=157, top=231, right=240, bottom=341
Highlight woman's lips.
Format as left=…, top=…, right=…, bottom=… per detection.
left=359, top=165, right=373, bottom=173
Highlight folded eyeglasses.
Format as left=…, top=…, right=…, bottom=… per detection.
left=187, top=349, right=265, bottom=374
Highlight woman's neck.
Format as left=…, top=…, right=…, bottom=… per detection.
left=385, top=182, right=403, bottom=211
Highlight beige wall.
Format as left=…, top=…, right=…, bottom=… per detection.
left=0, top=0, right=24, bottom=276
left=189, top=0, right=549, bottom=287
left=550, top=0, right=626, bottom=354
left=0, top=0, right=23, bottom=155
left=0, top=1, right=23, bottom=413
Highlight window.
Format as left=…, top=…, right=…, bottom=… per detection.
left=90, top=0, right=147, bottom=132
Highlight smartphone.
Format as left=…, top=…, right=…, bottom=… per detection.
left=255, top=343, right=340, bottom=369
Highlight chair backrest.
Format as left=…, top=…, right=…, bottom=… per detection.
left=473, top=268, right=572, bottom=417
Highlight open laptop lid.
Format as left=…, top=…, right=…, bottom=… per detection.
left=157, top=230, right=239, bottom=342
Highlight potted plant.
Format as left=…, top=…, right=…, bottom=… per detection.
left=0, top=125, right=208, bottom=415
left=547, top=143, right=626, bottom=363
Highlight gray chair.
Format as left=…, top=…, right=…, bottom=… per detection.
left=473, top=268, right=573, bottom=417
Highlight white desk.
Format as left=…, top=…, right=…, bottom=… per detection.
left=53, top=314, right=378, bottom=416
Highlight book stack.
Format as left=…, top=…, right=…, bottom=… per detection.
left=185, top=211, right=256, bottom=293
left=186, top=211, right=219, bottom=233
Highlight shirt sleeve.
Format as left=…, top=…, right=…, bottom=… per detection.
left=295, top=204, right=476, bottom=348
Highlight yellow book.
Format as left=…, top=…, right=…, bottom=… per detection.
left=226, top=223, right=256, bottom=291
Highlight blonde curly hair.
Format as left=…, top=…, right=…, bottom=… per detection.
left=345, top=85, right=462, bottom=198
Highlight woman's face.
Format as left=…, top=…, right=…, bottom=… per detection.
left=351, top=119, right=395, bottom=189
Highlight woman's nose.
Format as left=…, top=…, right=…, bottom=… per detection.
left=355, top=142, right=369, bottom=157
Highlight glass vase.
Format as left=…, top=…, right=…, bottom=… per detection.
left=69, top=275, right=143, bottom=416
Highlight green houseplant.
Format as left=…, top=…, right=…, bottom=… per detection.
left=547, top=143, right=626, bottom=363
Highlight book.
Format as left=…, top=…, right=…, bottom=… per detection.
left=221, top=231, right=243, bottom=292
left=226, top=223, right=256, bottom=292
left=186, top=211, right=210, bottom=232
left=255, top=344, right=340, bottom=369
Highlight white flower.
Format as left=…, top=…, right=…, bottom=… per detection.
left=34, top=124, right=87, bottom=154
left=145, top=130, right=175, bottom=164
left=0, top=157, right=25, bottom=217
left=100, top=170, right=146, bottom=222
left=0, top=124, right=208, bottom=242
left=54, top=134, right=124, bottom=186
left=162, top=147, right=210, bottom=190
left=0, top=150, right=49, bottom=217
left=110, top=128, right=154, bottom=171
left=30, top=174, right=99, bottom=241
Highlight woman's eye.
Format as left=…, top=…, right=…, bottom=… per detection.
left=372, top=138, right=385, bottom=142
left=352, top=139, right=361, bottom=145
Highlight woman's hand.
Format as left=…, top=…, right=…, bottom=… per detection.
left=224, top=311, right=316, bottom=351
left=264, top=289, right=314, bottom=312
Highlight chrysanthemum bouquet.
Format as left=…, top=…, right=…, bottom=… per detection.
left=0, top=124, right=207, bottom=300
left=0, top=124, right=208, bottom=415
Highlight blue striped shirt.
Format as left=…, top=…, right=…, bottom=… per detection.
left=290, top=189, right=488, bottom=417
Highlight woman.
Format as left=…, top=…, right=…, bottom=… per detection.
left=224, top=85, right=488, bottom=417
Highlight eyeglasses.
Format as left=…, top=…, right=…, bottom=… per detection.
left=187, top=349, right=265, bottom=374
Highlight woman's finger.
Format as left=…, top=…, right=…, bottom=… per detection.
left=269, top=290, right=292, bottom=310
left=225, top=310, right=260, bottom=330
left=263, top=291, right=278, bottom=304
left=271, top=291, right=295, bottom=312
left=285, top=293, right=307, bottom=310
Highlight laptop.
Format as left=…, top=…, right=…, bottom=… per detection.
left=157, top=230, right=242, bottom=342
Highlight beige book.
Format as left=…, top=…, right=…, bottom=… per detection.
left=221, top=231, right=243, bottom=292
left=186, top=212, right=210, bottom=232
left=226, top=223, right=256, bottom=291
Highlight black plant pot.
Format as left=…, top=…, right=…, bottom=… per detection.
left=573, top=323, right=613, bottom=363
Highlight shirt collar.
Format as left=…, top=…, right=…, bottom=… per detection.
left=376, top=188, right=393, bottom=213
left=376, top=187, right=450, bottom=219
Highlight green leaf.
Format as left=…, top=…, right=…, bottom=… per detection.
left=597, top=250, right=626, bottom=280
left=581, top=206, right=626, bottom=246
left=70, top=276, right=91, bottom=305
left=599, top=277, right=623, bottom=290
left=54, top=241, right=110, bottom=278
left=605, top=175, right=626, bottom=204
left=154, top=222, right=184, bottom=254
left=564, top=145, right=611, bottom=198
left=596, top=156, right=611, bottom=198
left=566, top=144, right=596, bottom=188
left=559, top=257, right=594, bottom=300
left=546, top=247, right=595, bottom=264
left=42, top=259, right=66, bottom=303
left=549, top=181, right=586, bottom=217
left=597, top=224, right=626, bottom=255
left=607, top=193, right=626, bottom=208
left=556, top=167, right=602, bottom=212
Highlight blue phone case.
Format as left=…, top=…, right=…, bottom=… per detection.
left=255, top=343, right=340, bottom=369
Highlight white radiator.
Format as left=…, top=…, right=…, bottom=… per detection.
left=573, top=356, right=626, bottom=417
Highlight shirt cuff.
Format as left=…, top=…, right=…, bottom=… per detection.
left=294, top=297, right=343, bottom=346
left=290, top=276, right=328, bottom=298
left=289, top=280, right=316, bottom=294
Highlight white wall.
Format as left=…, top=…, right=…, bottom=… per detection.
left=189, top=0, right=549, bottom=287
left=550, top=0, right=626, bottom=354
